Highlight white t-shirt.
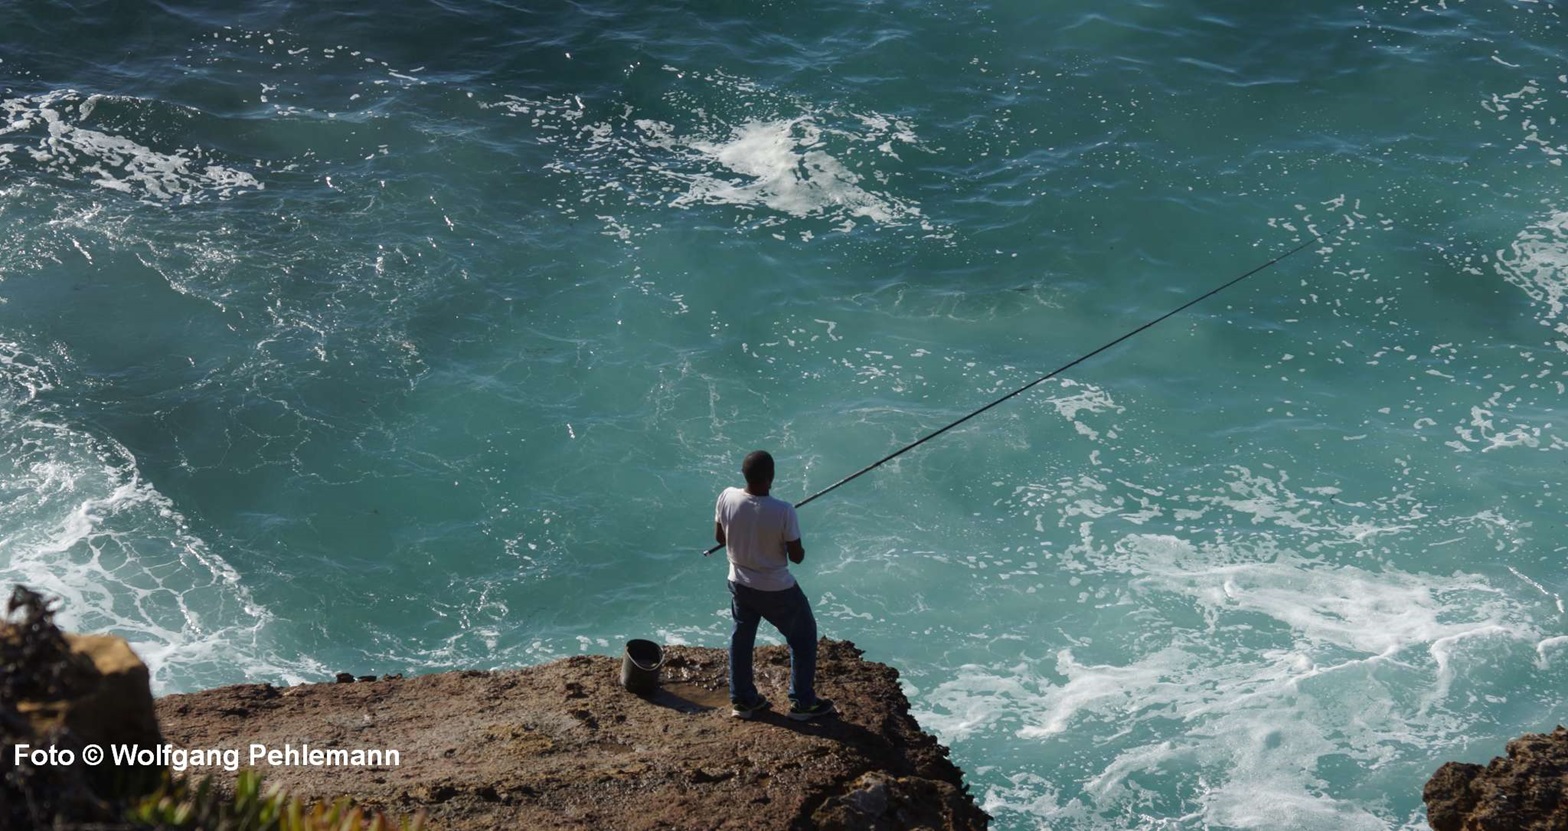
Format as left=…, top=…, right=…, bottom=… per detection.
left=714, top=487, right=801, bottom=591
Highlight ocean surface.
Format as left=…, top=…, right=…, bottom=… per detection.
left=3, top=1, right=1566, bottom=827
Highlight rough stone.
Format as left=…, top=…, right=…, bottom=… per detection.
left=156, top=639, right=989, bottom=830
left=7, top=629, right=165, bottom=809
left=1424, top=725, right=1568, bottom=831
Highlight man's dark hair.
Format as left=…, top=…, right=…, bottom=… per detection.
left=742, top=450, right=775, bottom=485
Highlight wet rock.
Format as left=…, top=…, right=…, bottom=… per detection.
left=1424, top=725, right=1568, bottom=831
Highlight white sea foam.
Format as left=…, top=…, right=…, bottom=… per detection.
left=1535, top=635, right=1568, bottom=668
left=0, top=340, right=58, bottom=402
left=920, top=538, right=1532, bottom=829
left=1480, top=77, right=1567, bottom=167
left=668, top=118, right=916, bottom=224
left=1042, top=379, right=1123, bottom=443
left=912, top=456, right=1544, bottom=830
left=0, top=345, right=312, bottom=692
left=1400, top=207, right=1568, bottom=455
left=482, top=67, right=937, bottom=238
left=1422, top=81, right=1568, bottom=455
left=1495, top=209, right=1568, bottom=339
left=0, top=91, right=262, bottom=204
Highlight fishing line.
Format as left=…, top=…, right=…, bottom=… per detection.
left=705, top=233, right=1323, bottom=556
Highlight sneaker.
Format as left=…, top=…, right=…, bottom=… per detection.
left=788, top=698, right=837, bottom=721
left=730, top=698, right=771, bottom=720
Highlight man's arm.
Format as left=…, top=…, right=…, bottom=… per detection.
left=715, top=522, right=726, bottom=548
left=786, top=538, right=804, bottom=564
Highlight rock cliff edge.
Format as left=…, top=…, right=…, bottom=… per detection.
left=156, top=639, right=989, bottom=830
left=1423, top=726, right=1568, bottom=831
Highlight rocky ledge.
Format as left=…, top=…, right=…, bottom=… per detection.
left=156, top=639, right=988, bottom=830
left=1423, top=725, right=1568, bottom=831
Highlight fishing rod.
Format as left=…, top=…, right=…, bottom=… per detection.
left=704, top=233, right=1323, bottom=556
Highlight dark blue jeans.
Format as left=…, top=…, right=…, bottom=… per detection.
left=728, top=580, right=818, bottom=707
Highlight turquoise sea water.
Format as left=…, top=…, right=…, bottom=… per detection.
left=4, top=1, right=1567, bottom=827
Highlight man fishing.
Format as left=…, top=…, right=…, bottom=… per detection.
left=711, top=450, right=836, bottom=721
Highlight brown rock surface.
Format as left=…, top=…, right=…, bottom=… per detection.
left=155, top=639, right=988, bottom=830
left=13, top=631, right=164, bottom=785
left=1423, top=725, right=1568, bottom=831
left=3, top=618, right=165, bottom=824
left=14, top=632, right=162, bottom=744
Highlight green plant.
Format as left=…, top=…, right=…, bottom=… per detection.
left=126, top=770, right=428, bottom=831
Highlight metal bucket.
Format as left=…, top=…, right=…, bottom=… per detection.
left=620, top=639, right=664, bottom=695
